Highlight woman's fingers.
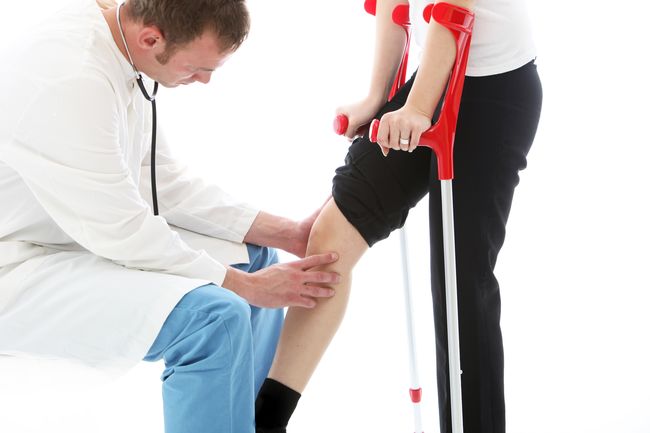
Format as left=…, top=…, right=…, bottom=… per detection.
left=379, top=112, right=410, bottom=152
left=410, top=129, right=422, bottom=151
left=376, top=108, right=432, bottom=154
left=376, top=115, right=390, bottom=150
left=398, top=129, right=412, bottom=151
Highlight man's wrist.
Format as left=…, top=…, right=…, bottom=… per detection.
left=222, top=266, right=254, bottom=301
left=277, top=219, right=301, bottom=252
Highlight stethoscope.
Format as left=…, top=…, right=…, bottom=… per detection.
left=116, top=2, right=160, bottom=215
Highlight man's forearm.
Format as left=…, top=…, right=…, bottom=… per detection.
left=243, top=211, right=301, bottom=254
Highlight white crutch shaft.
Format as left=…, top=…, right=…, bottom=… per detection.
left=399, top=226, right=424, bottom=433
left=440, top=180, right=464, bottom=433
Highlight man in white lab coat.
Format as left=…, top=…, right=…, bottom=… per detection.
left=0, top=1, right=339, bottom=432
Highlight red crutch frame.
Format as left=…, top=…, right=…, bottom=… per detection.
left=332, top=2, right=475, bottom=433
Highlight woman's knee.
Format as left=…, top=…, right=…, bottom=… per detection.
left=307, top=200, right=368, bottom=274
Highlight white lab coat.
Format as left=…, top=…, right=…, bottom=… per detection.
left=0, top=0, right=259, bottom=377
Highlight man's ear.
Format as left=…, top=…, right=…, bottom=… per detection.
left=137, top=26, right=165, bottom=51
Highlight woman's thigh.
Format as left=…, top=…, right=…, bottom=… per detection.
left=332, top=73, right=437, bottom=247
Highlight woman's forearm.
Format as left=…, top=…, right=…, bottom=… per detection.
left=405, top=0, right=474, bottom=118
left=367, top=0, right=410, bottom=104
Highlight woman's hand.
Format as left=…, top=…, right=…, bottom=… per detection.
left=336, top=95, right=384, bottom=140
left=375, top=104, right=432, bottom=156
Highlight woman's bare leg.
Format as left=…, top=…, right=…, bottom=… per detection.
left=268, top=197, right=368, bottom=393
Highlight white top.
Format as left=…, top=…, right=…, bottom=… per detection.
left=0, top=0, right=258, bottom=377
left=410, top=0, right=537, bottom=77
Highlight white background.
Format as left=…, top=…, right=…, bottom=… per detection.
left=1, top=1, right=650, bottom=432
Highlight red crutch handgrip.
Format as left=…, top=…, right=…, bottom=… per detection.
left=333, top=114, right=349, bottom=136
left=364, top=0, right=376, bottom=16
left=370, top=2, right=474, bottom=181
left=333, top=1, right=411, bottom=137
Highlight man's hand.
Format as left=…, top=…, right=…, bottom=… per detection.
left=222, top=252, right=340, bottom=308
left=290, top=207, right=320, bottom=258
left=244, top=201, right=329, bottom=258
left=244, top=198, right=332, bottom=259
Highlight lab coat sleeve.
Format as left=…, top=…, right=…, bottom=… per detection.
left=139, top=128, right=259, bottom=243
left=0, top=76, right=229, bottom=285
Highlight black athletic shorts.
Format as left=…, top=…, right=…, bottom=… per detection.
left=331, top=60, right=540, bottom=247
left=331, top=71, right=441, bottom=247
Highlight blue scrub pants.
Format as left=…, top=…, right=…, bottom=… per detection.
left=143, top=244, right=284, bottom=433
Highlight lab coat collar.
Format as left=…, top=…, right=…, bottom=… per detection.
left=92, top=0, right=140, bottom=101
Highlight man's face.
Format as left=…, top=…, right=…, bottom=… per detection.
left=145, top=31, right=232, bottom=88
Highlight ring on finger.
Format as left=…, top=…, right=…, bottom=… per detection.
left=399, top=137, right=410, bottom=146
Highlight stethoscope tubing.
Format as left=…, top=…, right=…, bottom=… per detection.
left=117, top=2, right=161, bottom=215
left=137, top=78, right=160, bottom=215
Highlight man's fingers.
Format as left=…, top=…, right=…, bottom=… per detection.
left=290, top=295, right=317, bottom=309
left=289, top=286, right=335, bottom=309
left=300, top=270, right=341, bottom=285
left=296, top=252, right=339, bottom=270
left=302, top=284, right=336, bottom=299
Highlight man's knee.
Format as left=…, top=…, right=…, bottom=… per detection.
left=180, top=284, right=252, bottom=330
left=144, top=284, right=252, bottom=363
left=245, top=244, right=278, bottom=272
left=210, top=286, right=251, bottom=326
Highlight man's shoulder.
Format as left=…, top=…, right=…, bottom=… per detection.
left=7, top=0, right=115, bottom=84
left=0, top=1, right=120, bottom=137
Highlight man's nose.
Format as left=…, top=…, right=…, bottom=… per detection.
left=194, top=71, right=212, bottom=84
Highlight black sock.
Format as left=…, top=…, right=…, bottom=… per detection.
left=255, top=378, right=301, bottom=433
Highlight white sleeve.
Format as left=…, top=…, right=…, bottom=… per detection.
left=1, top=76, right=229, bottom=285
left=139, top=127, right=259, bottom=242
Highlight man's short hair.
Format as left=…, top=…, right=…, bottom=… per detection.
left=126, top=0, right=250, bottom=56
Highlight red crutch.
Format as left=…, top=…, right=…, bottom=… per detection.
left=333, top=2, right=475, bottom=433
left=369, top=4, right=475, bottom=433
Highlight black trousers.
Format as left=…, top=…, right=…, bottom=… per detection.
left=332, top=60, right=543, bottom=433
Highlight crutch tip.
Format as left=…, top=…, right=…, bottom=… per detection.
left=409, top=388, right=422, bottom=403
